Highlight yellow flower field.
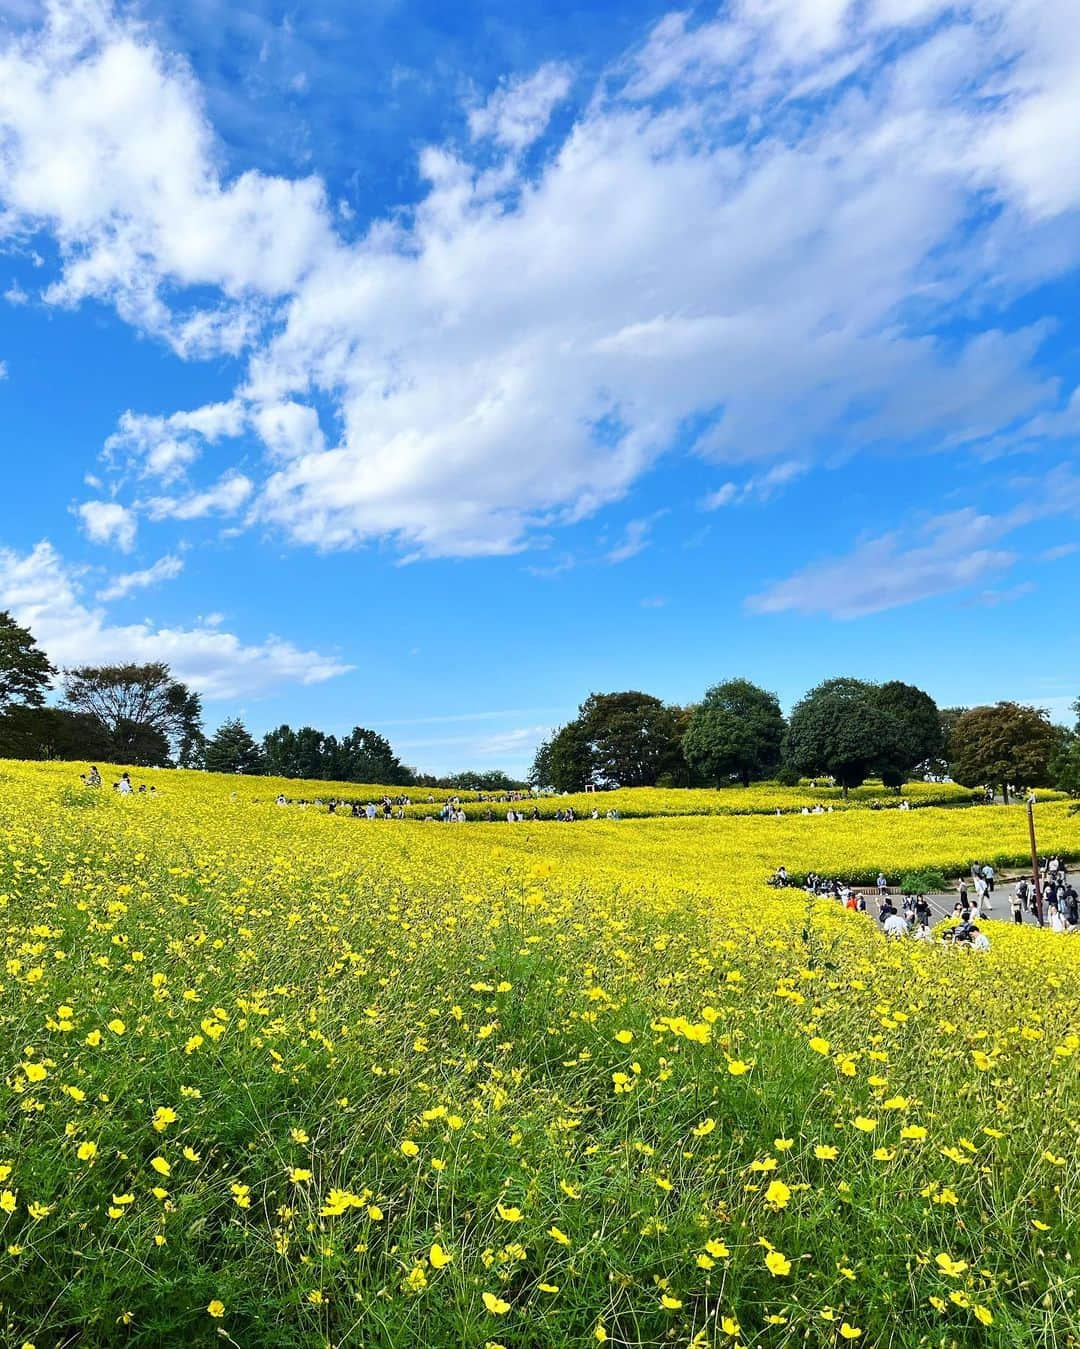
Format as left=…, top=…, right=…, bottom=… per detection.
left=0, top=760, right=1077, bottom=1347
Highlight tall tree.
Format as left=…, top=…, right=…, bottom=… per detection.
left=530, top=721, right=594, bottom=792
left=682, top=678, right=785, bottom=787
left=579, top=691, right=682, bottom=788
left=784, top=677, right=903, bottom=797
left=873, top=680, right=944, bottom=788
left=204, top=719, right=265, bottom=775
left=61, top=663, right=203, bottom=765
left=950, top=701, right=1057, bottom=803
left=0, top=610, right=55, bottom=712
left=1049, top=699, right=1080, bottom=797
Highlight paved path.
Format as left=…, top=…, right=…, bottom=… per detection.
left=912, top=869, right=1062, bottom=929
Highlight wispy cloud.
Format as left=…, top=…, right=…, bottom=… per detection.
left=702, top=462, right=809, bottom=510
left=97, top=553, right=184, bottom=601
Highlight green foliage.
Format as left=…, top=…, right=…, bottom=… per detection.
left=0, top=706, right=115, bottom=761
left=531, top=720, right=593, bottom=792
left=874, top=680, right=944, bottom=783
left=261, top=724, right=412, bottom=784
left=950, top=701, right=1057, bottom=803
left=0, top=610, right=55, bottom=712
left=784, top=678, right=902, bottom=795
left=1049, top=700, right=1080, bottom=796
left=682, top=678, right=785, bottom=786
left=61, top=662, right=203, bottom=766
left=899, top=868, right=947, bottom=895
left=204, top=718, right=266, bottom=775
left=579, top=691, right=682, bottom=788
left=532, top=693, right=683, bottom=791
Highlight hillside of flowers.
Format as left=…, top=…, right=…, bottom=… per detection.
left=0, top=760, right=1077, bottom=1347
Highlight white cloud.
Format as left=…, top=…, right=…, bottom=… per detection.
left=747, top=509, right=1019, bottom=618
left=703, top=461, right=808, bottom=509
left=77, top=499, right=136, bottom=551
left=3, top=280, right=27, bottom=304
left=0, top=539, right=351, bottom=700
left=0, top=358, right=7, bottom=379
left=605, top=516, right=658, bottom=564
left=746, top=472, right=1080, bottom=618
left=142, top=472, right=253, bottom=521
left=104, top=401, right=244, bottom=482
left=3, top=0, right=1080, bottom=561
left=96, top=552, right=184, bottom=601
left=468, top=62, right=572, bottom=151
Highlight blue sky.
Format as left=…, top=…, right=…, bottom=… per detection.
left=1, top=0, right=1079, bottom=775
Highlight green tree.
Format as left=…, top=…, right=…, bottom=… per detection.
left=682, top=678, right=785, bottom=787
left=0, top=706, right=114, bottom=761
left=873, top=680, right=944, bottom=788
left=1048, top=700, right=1080, bottom=797
left=0, top=610, right=55, bottom=713
left=61, top=663, right=203, bottom=765
left=530, top=721, right=593, bottom=792
left=579, top=691, right=682, bottom=788
left=937, top=706, right=968, bottom=776
left=784, top=677, right=903, bottom=797
left=950, top=701, right=1057, bottom=803
left=204, top=719, right=266, bottom=775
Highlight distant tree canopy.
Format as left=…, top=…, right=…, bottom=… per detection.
left=531, top=691, right=682, bottom=790
left=682, top=679, right=785, bottom=787
left=1050, top=699, right=1080, bottom=797
left=61, top=663, right=204, bottom=767
left=261, top=724, right=413, bottom=784
left=950, top=701, right=1058, bottom=802
left=0, top=609, right=1068, bottom=793
left=204, top=719, right=265, bottom=775
left=784, top=676, right=942, bottom=795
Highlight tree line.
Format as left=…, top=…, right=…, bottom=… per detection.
left=0, top=610, right=525, bottom=786
left=3, top=608, right=1078, bottom=796
left=530, top=678, right=1080, bottom=800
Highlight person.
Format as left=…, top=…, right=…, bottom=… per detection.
left=883, top=910, right=908, bottom=938
left=1009, top=889, right=1024, bottom=924
left=973, top=873, right=989, bottom=917
left=879, top=896, right=897, bottom=923
left=117, top=772, right=133, bottom=795
left=914, top=896, right=932, bottom=930
left=1016, top=878, right=1029, bottom=912
left=970, top=926, right=991, bottom=952
left=365, top=802, right=377, bottom=820
left=777, top=866, right=788, bottom=885
left=956, top=876, right=969, bottom=907
left=981, top=862, right=995, bottom=894
left=877, top=872, right=888, bottom=896
left=87, top=765, right=102, bottom=788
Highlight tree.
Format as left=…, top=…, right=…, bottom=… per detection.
left=337, top=726, right=412, bottom=784
left=0, top=705, right=114, bottom=761
left=530, top=721, right=593, bottom=792
left=0, top=611, right=55, bottom=713
left=579, top=691, right=682, bottom=788
left=262, top=723, right=412, bottom=783
left=784, top=677, right=904, bottom=797
left=873, top=680, right=943, bottom=788
left=937, top=706, right=968, bottom=777
left=61, top=663, right=203, bottom=765
left=950, top=701, right=1057, bottom=803
left=1050, top=701, right=1080, bottom=797
left=682, top=679, right=785, bottom=787
left=204, top=719, right=265, bottom=775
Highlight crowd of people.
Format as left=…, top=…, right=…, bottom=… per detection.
left=771, top=853, right=1077, bottom=944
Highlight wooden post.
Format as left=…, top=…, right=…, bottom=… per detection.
left=1027, top=797, right=1044, bottom=927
